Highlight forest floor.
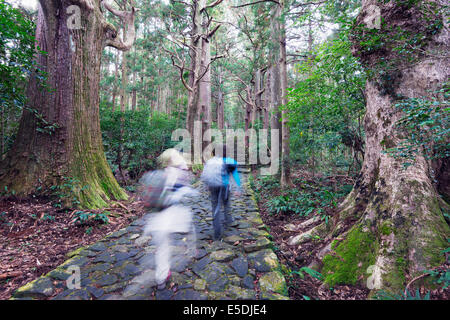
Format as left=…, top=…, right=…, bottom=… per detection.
left=1, top=169, right=448, bottom=300
left=0, top=192, right=147, bottom=300
left=252, top=167, right=450, bottom=300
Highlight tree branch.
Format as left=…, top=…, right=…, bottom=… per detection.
left=232, top=0, right=279, bottom=9
left=102, top=0, right=139, bottom=51
left=203, top=0, right=225, bottom=11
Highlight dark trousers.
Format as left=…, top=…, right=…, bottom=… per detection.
left=209, top=185, right=232, bottom=239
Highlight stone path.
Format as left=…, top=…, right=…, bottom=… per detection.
left=11, top=173, right=289, bottom=300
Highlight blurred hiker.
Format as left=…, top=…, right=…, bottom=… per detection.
left=201, top=144, right=242, bottom=240
left=139, top=148, right=198, bottom=289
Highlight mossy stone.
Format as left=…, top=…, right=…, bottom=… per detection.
left=258, top=271, right=288, bottom=296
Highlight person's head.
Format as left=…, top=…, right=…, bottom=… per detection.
left=158, top=148, right=188, bottom=170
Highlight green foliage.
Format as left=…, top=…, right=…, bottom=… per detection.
left=425, top=268, right=450, bottom=290
left=373, top=288, right=431, bottom=300
left=0, top=1, right=40, bottom=156
left=384, top=84, right=450, bottom=167
left=72, top=210, right=110, bottom=225
left=41, top=214, right=55, bottom=222
left=286, top=28, right=365, bottom=173
left=263, top=180, right=350, bottom=217
left=46, top=176, right=87, bottom=208
left=191, top=163, right=204, bottom=175
left=292, top=267, right=324, bottom=282
left=0, top=1, right=37, bottom=107
left=100, top=109, right=178, bottom=180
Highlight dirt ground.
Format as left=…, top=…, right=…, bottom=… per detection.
left=0, top=193, right=147, bottom=300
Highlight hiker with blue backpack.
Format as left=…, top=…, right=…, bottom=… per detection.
left=201, top=144, right=242, bottom=240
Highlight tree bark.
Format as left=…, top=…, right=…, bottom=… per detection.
left=279, top=0, right=291, bottom=186
left=0, top=0, right=137, bottom=208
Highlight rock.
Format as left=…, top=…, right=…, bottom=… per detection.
left=86, top=286, right=104, bottom=299
left=248, top=249, right=280, bottom=272
left=192, top=256, right=211, bottom=275
left=195, top=262, right=226, bottom=283
left=173, top=289, right=207, bottom=300
left=89, top=242, right=107, bottom=252
left=195, top=248, right=208, bottom=259
left=66, top=246, right=89, bottom=258
left=103, top=281, right=127, bottom=293
left=207, top=276, right=229, bottom=292
left=94, top=252, right=116, bottom=264
left=60, top=256, right=89, bottom=268
left=259, top=291, right=290, bottom=300
left=112, top=244, right=129, bottom=253
left=249, top=216, right=264, bottom=226
left=123, top=283, right=153, bottom=298
left=171, top=256, right=192, bottom=273
left=237, top=222, right=252, bottom=229
left=223, top=235, right=244, bottom=244
left=131, top=269, right=157, bottom=286
left=86, top=263, right=112, bottom=274
left=14, top=277, right=54, bottom=298
left=46, top=268, right=72, bottom=281
left=258, top=271, right=288, bottom=296
left=135, top=235, right=152, bottom=246
left=94, top=274, right=119, bottom=287
left=248, top=228, right=270, bottom=238
left=231, top=257, right=248, bottom=277
left=156, top=289, right=173, bottom=300
left=226, top=285, right=256, bottom=300
left=243, top=237, right=271, bottom=253
left=116, top=262, right=141, bottom=278
left=106, top=229, right=127, bottom=238
left=210, top=249, right=236, bottom=262
left=60, top=289, right=91, bottom=300
left=193, top=279, right=207, bottom=291
left=129, top=233, right=140, bottom=240
left=242, top=275, right=255, bottom=289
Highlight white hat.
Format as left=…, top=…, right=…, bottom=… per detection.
left=158, top=148, right=188, bottom=170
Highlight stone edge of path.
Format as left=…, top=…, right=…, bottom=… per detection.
left=10, top=176, right=290, bottom=301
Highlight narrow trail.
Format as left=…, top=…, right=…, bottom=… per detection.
left=11, top=172, right=289, bottom=300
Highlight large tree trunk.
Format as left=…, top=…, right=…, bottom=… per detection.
left=0, top=0, right=137, bottom=208
left=312, top=0, right=450, bottom=293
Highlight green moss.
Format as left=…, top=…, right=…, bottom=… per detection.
left=322, top=225, right=378, bottom=286
left=379, top=221, right=393, bottom=236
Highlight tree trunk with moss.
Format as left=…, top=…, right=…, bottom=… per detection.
left=0, top=0, right=138, bottom=208
left=308, top=0, right=450, bottom=294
